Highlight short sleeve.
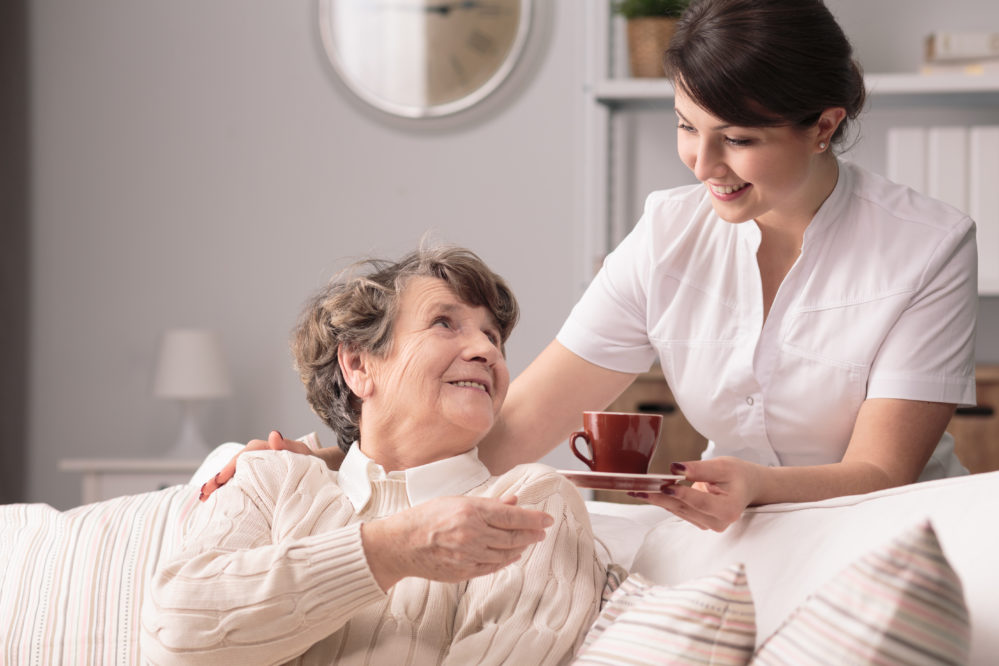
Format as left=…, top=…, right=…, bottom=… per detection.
left=867, top=220, right=977, bottom=406
left=557, top=205, right=659, bottom=373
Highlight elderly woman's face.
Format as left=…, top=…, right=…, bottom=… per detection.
left=363, top=276, right=510, bottom=460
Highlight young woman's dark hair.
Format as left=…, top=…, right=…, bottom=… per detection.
left=664, top=0, right=866, bottom=147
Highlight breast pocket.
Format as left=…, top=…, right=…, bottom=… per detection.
left=648, top=277, right=741, bottom=345
left=781, top=293, right=911, bottom=368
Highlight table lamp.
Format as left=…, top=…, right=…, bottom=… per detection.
left=153, top=328, right=232, bottom=459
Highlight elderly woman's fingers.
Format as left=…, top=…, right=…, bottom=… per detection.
left=481, top=495, right=553, bottom=529
left=448, top=496, right=551, bottom=551
left=362, top=496, right=553, bottom=590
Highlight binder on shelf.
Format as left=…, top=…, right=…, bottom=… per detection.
left=926, top=126, right=969, bottom=213
left=886, top=127, right=927, bottom=192
left=970, top=126, right=999, bottom=295
left=925, top=31, right=999, bottom=62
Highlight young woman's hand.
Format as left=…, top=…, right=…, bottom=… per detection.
left=199, top=431, right=345, bottom=501
left=360, top=495, right=553, bottom=591
left=635, top=457, right=764, bottom=532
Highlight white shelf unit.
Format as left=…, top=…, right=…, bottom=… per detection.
left=592, top=74, right=999, bottom=103
left=579, top=0, right=999, bottom=295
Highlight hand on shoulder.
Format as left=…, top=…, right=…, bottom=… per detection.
left=199, top=431, right=338, bottom=501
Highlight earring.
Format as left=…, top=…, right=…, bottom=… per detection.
left=819, top=142, right=827, bottom=150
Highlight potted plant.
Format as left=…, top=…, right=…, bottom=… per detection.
left=613, top=0, right=691, bottom=78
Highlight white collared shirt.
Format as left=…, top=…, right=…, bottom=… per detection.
left=337, top=443, right=492, bottom=512
left=558, top=161, right=977, bottom=479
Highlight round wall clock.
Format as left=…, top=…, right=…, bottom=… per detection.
left=318, top=0, right=535, bottom=119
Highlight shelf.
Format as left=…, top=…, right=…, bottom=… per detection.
left=867, top=73, right=999, bottom=95
left=592, top=73, right=999, bottom=104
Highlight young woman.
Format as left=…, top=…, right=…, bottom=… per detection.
left=484, top=0, right=976, bottom=531
left=203, top=0, right=977, bottom=535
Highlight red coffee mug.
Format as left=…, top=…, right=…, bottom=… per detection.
left=570, top=411, right=663, bottom=474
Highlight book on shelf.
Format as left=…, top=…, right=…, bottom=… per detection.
left=925, top=31, right=999, bottom=62
left=920, top=60, right=999, bottom=76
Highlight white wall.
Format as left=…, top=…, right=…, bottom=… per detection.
left=28, top=0, right=999, bottom=508
left=29, top=0, right=586, bottom=508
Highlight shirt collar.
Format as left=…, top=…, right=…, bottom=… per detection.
left=338, top=443, right=491, bottom=512
left=801, top=157, right=850, bottom=247
left=736, top=157, right=849, bottom=251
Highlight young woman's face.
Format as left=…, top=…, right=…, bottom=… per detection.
left=362, top=276, right=509, bottom=466
left=674, top=87, right=827, bottom=228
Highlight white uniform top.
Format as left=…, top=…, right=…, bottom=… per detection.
left=558, top=161, right=977, bottom=480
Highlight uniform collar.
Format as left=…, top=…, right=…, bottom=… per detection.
left=338, top=443, right=491, bottom=512
left=801, top=158, right=850, bottom=248
left=736, top=157, right=849, bottom=251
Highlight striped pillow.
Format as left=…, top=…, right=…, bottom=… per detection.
left=575, top=563, right=757, bottom=665
left=752, top=520, right=969, bottom=665
left=0, top=485, right=200, bottom=665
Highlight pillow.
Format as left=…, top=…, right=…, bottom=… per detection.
left=575, top=563, right=757, bottom=665
left=0, top=486, right=200, bottom=665
left=751, top=520, right=969, bottom=665
left=601, top=562, right=630, bottom=607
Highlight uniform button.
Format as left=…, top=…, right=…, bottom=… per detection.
left=745, top=396, right=755, bottom=406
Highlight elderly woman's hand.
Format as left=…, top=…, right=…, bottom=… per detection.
left=635, top=457, right=764, bottom=532
left=199, top=431, right=346, bottom=501
left=360, top=495, right=553, bottom=591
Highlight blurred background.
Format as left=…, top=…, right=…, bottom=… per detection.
left=4, top=0, right=998, bottom=509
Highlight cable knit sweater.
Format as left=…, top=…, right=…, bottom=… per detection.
left=140, top=450, right=604, bottom=665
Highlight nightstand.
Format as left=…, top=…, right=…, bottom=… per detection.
left=59, top=458, right=201, bottom=504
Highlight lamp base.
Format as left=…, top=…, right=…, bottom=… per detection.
left=167, top=401, right=212, bottom=459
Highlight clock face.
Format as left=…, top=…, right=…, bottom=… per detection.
left=319, top=0, right=532, bottom=118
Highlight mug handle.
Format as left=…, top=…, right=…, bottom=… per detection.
left=569, top=431, right=595, bottom=469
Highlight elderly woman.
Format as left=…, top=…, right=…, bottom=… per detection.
left=140, top=246, right=605, bottom=665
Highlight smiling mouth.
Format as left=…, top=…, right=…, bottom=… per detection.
left=709, top=182, right=750, bottom=195
left=450, top=380, right=489, bottom=395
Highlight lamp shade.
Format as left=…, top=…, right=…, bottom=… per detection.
left=153, top=329, right=232, bottom=400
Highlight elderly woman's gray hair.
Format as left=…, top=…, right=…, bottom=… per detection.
left=292, top=245, right=519, bottom=451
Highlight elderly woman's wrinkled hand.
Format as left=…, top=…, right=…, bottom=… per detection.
left=199, top=431, right=341, bottom=501
left=635, top=457, right=763, bottom=532
left=360, top=494, right=553, bottom=591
